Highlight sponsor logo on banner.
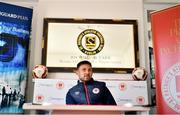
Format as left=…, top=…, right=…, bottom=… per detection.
left=77, top=29, right=104, bottom=55
left=119, top=82, right=127, bottom=91
left=56, top=81, right=64, bottom=89
left=162, top=62, right=180, bottom=113
left=136, top=96, right=145, bottom=104
left=35, top=95, right=44, bottom=102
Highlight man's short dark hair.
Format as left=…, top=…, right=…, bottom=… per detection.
left=77, top=60, right=92, bottom=69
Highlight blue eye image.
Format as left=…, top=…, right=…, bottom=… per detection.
left=0, top=33, right=18, bottom=62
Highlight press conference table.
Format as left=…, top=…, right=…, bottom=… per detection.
left=23, top=103, right=150, bottom=115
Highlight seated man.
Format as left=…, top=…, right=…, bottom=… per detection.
left=66, top=60, right=116, bottom=105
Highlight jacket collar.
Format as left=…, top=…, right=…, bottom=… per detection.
left=77, top=78, right=94, bottom=84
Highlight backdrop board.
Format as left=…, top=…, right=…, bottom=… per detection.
left=0, top=2, right=32, bottom=113
left=42, top=18, right=139, bottom=73
left=33, top=79, right=148, bottom=106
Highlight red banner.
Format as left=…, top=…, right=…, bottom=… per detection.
left=151, top=5, right=180, bottom=114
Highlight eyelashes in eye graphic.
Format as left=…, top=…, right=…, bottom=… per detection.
left=0, top=33, right=27, bottom=62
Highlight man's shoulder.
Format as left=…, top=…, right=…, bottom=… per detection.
left=68, top=83, right=82, bottom=92
left=93, top=80, right=106, bottom=86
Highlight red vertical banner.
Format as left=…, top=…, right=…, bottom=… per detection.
left=151, top=5, right=180, bottom=114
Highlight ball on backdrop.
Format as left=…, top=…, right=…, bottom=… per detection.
left=132, top=67, right=148, bottom=80
left=32, top=65, right=48, bottom=78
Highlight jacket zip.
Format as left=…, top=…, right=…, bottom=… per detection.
left=83, top=83, right=90, bottom=105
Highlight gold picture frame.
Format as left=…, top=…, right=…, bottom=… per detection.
left=42, top=18, right=139, bottom=73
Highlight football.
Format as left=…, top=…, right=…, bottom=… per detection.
left=32, top=65, right=48, bottom=78
left=132, top=67, right=148, bottom=80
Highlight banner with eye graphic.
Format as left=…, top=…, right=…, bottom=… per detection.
left=0, top=2, right=32, bottom=113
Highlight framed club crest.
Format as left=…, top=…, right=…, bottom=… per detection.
left=42, top=18, right=139, bottom=73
